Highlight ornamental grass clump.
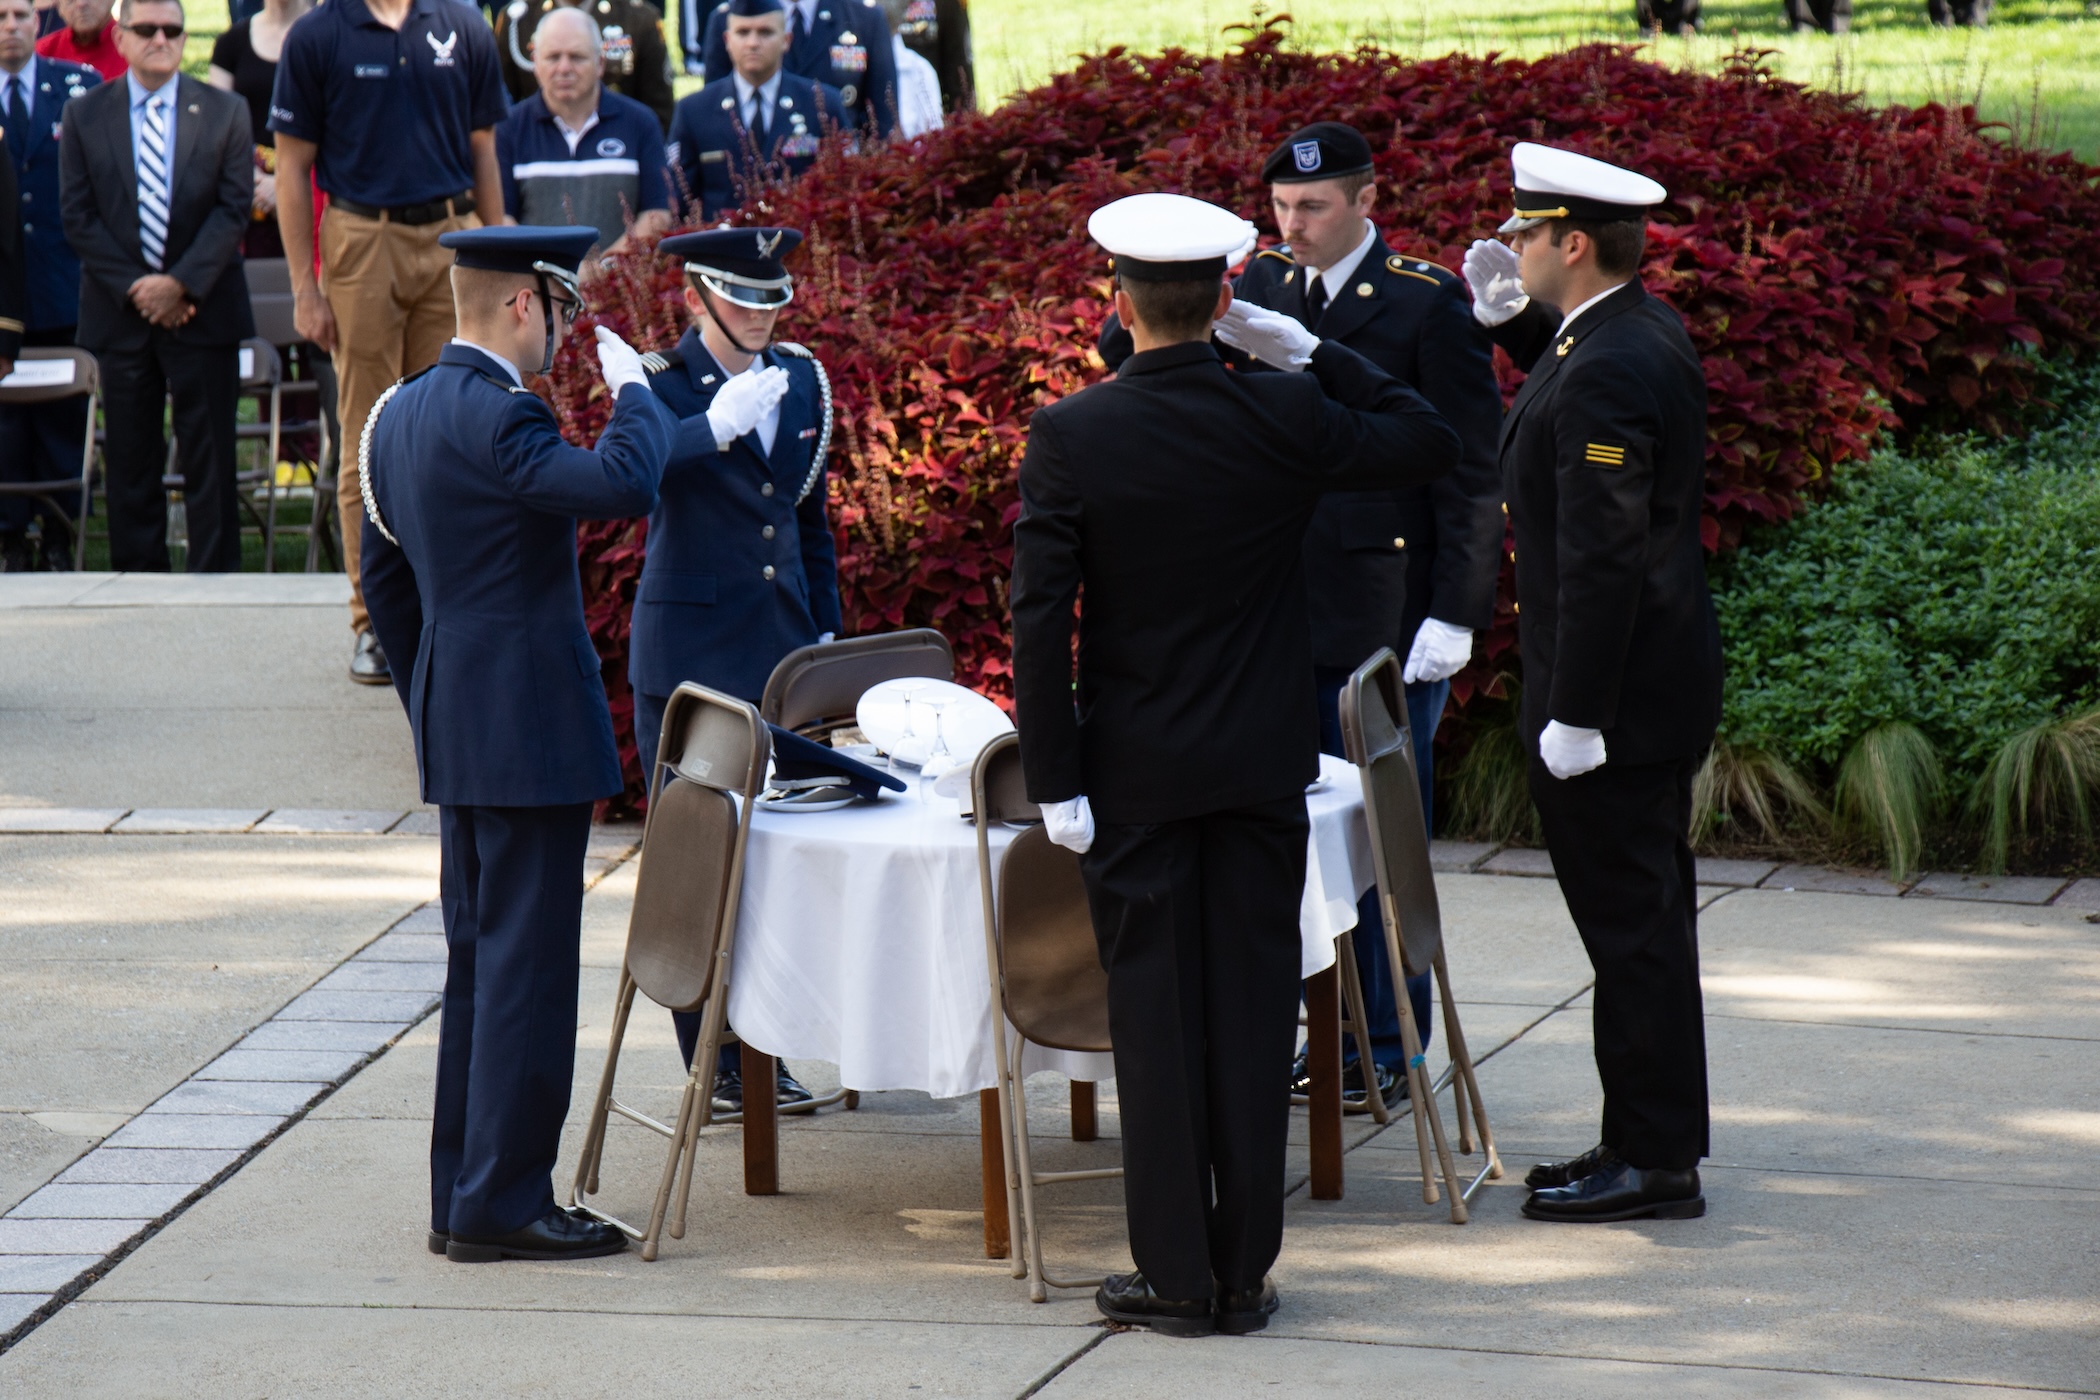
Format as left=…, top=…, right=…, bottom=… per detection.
left=547, top=19, right=2100, bottom=807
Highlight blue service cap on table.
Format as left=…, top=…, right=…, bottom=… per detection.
left=1260, top=121, right=1375, bottom=185
left=661, top=228, right=804, bottom=308
left=765, top=723, right=907, bottom=806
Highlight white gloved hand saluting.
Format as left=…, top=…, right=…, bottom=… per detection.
left=594, top=325, right=649, bottom=397
left=705, top=364, right=792, bottom=450
left=1041, top=795, right=1095, bottom=854
left=1462, top=239, right=1530, bottom=328
left=1212, top=298, right=1318, bottom=371
left=1403, top=617, right=1475, bottom=684
left=1539, top=720, right=1606, bottom=780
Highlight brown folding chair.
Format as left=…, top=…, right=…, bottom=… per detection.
left=232, top=338, right=285, bottom=567
left=244, top=257, right=337, bottom=572
left=0, top=348, right=99, bottom=570
left=1338, top=648, right=1503, bottom=1222
left=569, top=682, right=770, bottom=1260
left=972, top=733, right=1122, bottom=1301
left=759, top=627, right=956, bottom=737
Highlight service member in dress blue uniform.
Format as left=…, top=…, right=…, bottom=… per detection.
left=358, top=225, right=678, bottom=1263
left=1098, top=123, right=1505, bottom=1111
left=0, top=42, right=97, bottom=570
left=667, top=0, right=845, bottom=220
left=1461, top=145, right=1719, bottom=1224
left=630, top=225, right=840, bottom=1113
left=687, top=0, right=893, bottom=136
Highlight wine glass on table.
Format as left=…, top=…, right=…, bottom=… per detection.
left=890, top=682, right=927, bottom=776
left=919, top=695, right=956, bottom=781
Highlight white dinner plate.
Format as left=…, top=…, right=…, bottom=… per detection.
left=856, top=678, right=1014, bottom=774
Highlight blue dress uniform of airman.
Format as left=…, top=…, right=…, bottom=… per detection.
left=357, top=226, right=676, bottom=1261
left=689, top=0, right=895, bottom=136
left=0, top=56, right=98, bottom=561
left=628, top=226, right=840, bottom=1102
left=667, top=66, right=846, bottom=220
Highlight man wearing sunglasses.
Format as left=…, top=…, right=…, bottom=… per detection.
left=59, top=0, right=256, bottom=570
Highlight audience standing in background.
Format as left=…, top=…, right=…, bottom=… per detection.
left=208, top=0, right=308, bottom=259
left=880, top=0, right=967, bottom=115
left=690, top=0, right=895, bottom=138
left=0, top=0, right=97, bottom=571
left=497, top=7, right=668, bottom=258
left=34, top=0, right=122, bottom=79
left=268, top=0, right=507, bottom=685
left=668, top=0, right=844, bottom=220
left=59, top=0, right=255, bottom=571
left=1, top=107, right=21, bottom=380
left=1783, top=0, right=1849, bottom=30
left=29, top=0, right=59, bottom=38
left=885, top=15, right=937, bottom=136
left=494, top=0, right=675, bottom=133
left=1634, top=0, right=1699, bottom=32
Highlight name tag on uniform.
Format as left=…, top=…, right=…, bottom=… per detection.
left=354, top=63, right=389, bottom=78
left=698, top=149, right=728, bottom=164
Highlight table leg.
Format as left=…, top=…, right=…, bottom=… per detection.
left=979, top=1088, right=1010, bottom=1259
left=1307, top=965, right=1343, bottom=1200
left=741, top=1042, right=778, bottom=1196
left=1070, top=1081, right=1096, bottom=1142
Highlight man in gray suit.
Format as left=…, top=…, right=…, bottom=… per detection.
left=59, top=0, right=252, bottom=571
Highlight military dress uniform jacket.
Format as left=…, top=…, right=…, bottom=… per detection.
left=667, top=73, right=845, bottom=219
left=1100, top=238, right=1505, bottom=670
left=1492, top=282, right=1721, bottom=765
left=629, top=326, right=841, bottom=702
left=0, top=148, right=21, bottom=360
left=494, top=0, right=677, bottom=131
left=6, top=59, right=99, bottom=332
left=1010, top=339, right=1461, bottom=826
left=359, top=343, right=676, bottom=806
left=692, top=0, right=896, bottom=136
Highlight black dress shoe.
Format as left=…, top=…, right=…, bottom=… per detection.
left=1343, top=1059, right=1408, bottom=1110
left=1522, top=1159, right=1704, bottom=1223
left=447, top=1207, right=627, bottom=1262
left=1288, top=1049, right=1313, bottom=1097
left=776, top=1065, right=815, bottom=1108
left=712, top=1064, right=743, bottom=1113
left=1526, top=1143, right=1618, bottom=1190
left=1214, top=1276, right=1279, bottom=1336
left=1096, top=1271, right=1215, bottom=1337
left=349, top=628, right=391, bottom=685
left=427, top=1229, right=449, bottom=1255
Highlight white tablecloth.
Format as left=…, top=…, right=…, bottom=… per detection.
left=724, top=752, right=1376, bottom=1101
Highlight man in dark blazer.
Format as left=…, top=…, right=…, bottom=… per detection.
left=359, top=225, right=675, bottom=1263
left=689, top=0, right=893, bottom=137
left=1100, top=122, right=1506, bottom=1109
left=667, top=0, right=845, bottom=220
left=1012, top=193, right=1460, bottom=1337
left=59, top=0, right=252, bottom=572
left=0, top=5, right=97, bottom=570
left=1462, top=143, right=1720, bottom=1223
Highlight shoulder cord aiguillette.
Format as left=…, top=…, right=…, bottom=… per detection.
left=358, top=378, right=408, bottom=546
left=771, top=342, right=831, bottom=505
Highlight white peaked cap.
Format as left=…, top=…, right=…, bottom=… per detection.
left=1499, top=142, right=1669, bottom=233
left=1087, top=193, right=1259, bottom=278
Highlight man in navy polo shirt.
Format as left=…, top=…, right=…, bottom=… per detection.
left=268, top=0, right=507, bottom=686
left=497, top=6, right=668, bottom=259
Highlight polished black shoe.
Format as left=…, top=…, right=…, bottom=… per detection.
left=1525, top=1143, right=1618, bottom=1190
left=1096, top=1271, right=1215, bottom=1337
left=1343, top=1059, right=1408, bottom=1111
left=712, top=1064, right=744, bottom=1113
left=427, top=1229, right=449, bottom=1255
left=776, top=1065, right=815, bottom=1108
left=1214, top=1276, right=1279, bottom=1336
left=1288, top=1049, right=1313, bottom=1097
left=1522, top=1159, right=1704, bottom=1223
left=349, top=628, right=391, bottom=685
left=446, top=1207, right=627, bottom=1262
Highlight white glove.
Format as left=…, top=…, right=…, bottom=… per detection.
left=705, top=364, right=792, bottom=450
left=818, top=632, right=836, bottom=644
left=1041, top=795, right=1094, bottom=853
left=1462, top=239, right=1530, bottom=328
left=1212, top=298, right=1318, bottom=371
left=1539, top=720, right=1606, bottom=780
left=594, top=326, right=649, bottom=397
left=1403, top=617, right=1475, bottom=684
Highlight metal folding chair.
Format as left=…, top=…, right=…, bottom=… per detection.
left=233, top=338, right=285, bottom=567
left=972, top=733, right=1122, bottom=1301
left=0, top=347, right=99, bottom=570
left=244, top=257, right=337, bottom=572
left=570, top=682, right=771, bottom=1260
left=759, top=627, right=956, bottom=737
left=1338, top=648, right=1503, bottom=1222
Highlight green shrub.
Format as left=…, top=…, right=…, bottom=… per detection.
left=1971, top=709, right=2100, bottom=873
left=1833, top=722, right=1944, bottom=880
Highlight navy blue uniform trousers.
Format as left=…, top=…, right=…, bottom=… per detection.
left=432, top=801, right=595, bottom=1237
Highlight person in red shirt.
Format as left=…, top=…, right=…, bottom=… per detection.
left=34, top=0, right=122, bottom=79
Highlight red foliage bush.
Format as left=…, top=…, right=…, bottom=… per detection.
left=552, top=23, right=2100, bottom=807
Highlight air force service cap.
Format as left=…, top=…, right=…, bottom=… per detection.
left=1261, top=121, right=1375, bottom=185
left=437, top=225, right=600, bottom=296
left=723, top=0, right=786, bottom=13
left=765, top=724, right=907, bottom=805
left=660, top=227, right=804, bottom=308
left=1088, top=193, right=1258, bottom=283
left=1498, top=142, right=1667, bottom=234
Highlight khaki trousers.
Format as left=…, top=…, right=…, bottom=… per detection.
left=321, top=204, right=478, bottom=634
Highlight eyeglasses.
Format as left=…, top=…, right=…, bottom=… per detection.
left=123, top=22, right=185, bottom=38
left=505, top=289, right=583, bottom=326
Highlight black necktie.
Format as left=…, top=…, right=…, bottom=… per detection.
left=791, top=4, right=809, bottom=44
left=1303, top=273, right=1328, bottom=327
left=4, top=79, right=27, bottom=170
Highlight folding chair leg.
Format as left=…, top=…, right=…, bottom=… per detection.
left=1007, top=1028, right=1051, bottom=1303
left=1434, top=951, right=1503, bottom=1189
left=572, top=970, right=638, bottom=1205
left=991, top=1031, right=1026, bottom=1279
left=1334, top=933, right=1390, bottom=1126
left=669, top=997, right=727, bottom=1241
left=640, top=1076, right=700, bottom=1262
left=1394, top=990, right=1468, bottom=1224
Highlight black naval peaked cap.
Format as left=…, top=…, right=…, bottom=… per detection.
left=438, top=224, right=600, bottom=278
left=767, top=724, right=906, bottom=802
left=1261, top=121, right=1376, bottom=185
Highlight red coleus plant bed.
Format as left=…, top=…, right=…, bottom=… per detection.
left=550, top=22, right=2100, bottom=808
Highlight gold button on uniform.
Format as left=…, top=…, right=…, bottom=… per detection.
left=1356, top=283, right=1373, bottom=297
left=762, top=525, right=775, bottom=540
left=762, top=565, right=776, bottom=581
left=1392, top=537, right=1405, bottom=549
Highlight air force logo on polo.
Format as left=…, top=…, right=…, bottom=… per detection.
left=428, top=30, right=459, bottom=65
left=1293, top=140, right=1321, bottom=173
